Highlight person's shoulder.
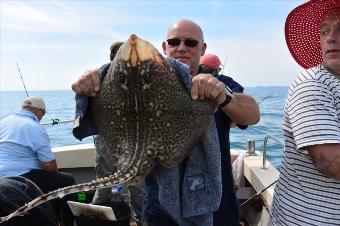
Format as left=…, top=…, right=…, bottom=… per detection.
left=166, top=58, right=191, bottom=89
left=301, top=65, right=322, bottom=79
left=99, top=63, right=111, bottom=80
left=18, top=112, right=44, bottom=129
left=216, top=74, right=234, bottom=83
left=3, top=112, right=34, bottom=125
left=166, top=58, right=190, bottom=75
left=217, top=74, right=244, bottom=93
left=287, top=65, right=337, bottom=99
left=290, top=65, right=334, bottom=89
left=0, top=114, right=13, bottom=123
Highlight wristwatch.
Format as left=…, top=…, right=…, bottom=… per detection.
left=219, top=85, right=233, bottom=108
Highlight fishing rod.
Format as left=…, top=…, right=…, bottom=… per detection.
left=247, top=91, right=277, bottom=133
left=221, top=55, right=228, bottom=75
left=16, top=62, right=64, bottom=125
left=40, top=76, right=274, bottom=126
left=240, top=179, right=278, bottom=207
left=16, top=62, right=29, bottom=97
left=42, top=92, right=276, bottom=126
left=258, top=92, right=274, bottom=105
left=40, top=119, right=74, bottom=126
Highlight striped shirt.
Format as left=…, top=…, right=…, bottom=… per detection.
left=270, top=65, right=340, bottom=226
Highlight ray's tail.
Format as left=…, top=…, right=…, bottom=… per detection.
left=0, top=170, right=133, bottom=224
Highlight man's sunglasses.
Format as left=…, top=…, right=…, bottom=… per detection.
left=167, top=38, right=201, bottom=47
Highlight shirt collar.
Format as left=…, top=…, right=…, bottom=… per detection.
left=17, top=110, right=39, bottom=122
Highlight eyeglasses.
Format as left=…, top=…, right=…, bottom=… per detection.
left=167, top=38, right=201, bottom=47
left=200, top=65, right=221, bottom=75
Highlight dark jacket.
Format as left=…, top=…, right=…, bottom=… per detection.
left=0, top=176, right=57, bottom=226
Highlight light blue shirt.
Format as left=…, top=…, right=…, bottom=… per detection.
left=0, top=110, right=55, bottom=176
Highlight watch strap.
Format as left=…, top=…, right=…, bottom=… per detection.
left=219, top=86, right=233, bottom=108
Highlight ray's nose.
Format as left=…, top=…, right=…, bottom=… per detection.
left=129, top=34, right=138, bottom=67
left=129, top=34, right=138, bottom=45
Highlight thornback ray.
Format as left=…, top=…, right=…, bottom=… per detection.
left=0, top=34, right=216, bottom=224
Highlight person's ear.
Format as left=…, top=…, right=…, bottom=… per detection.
left=201, top=43, right=207, bottom=56
left=162, top=41, right=167, bottom=55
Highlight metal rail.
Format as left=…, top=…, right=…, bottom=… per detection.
left=262, top=134, right=284, bottom=169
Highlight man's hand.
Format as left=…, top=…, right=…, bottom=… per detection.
left=191, top=73, right=226, bottom=105
left=41, top=159, right=58, bottom=172
left=192, top=73, right=260, bottom=125
left=71, top=69, right=101, bottom=96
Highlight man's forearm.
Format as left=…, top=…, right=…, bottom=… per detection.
left=308, top=144, right=340, bottom=180
left=221, top=93, right=260, bottom=125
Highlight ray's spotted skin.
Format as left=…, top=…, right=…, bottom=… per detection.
left=0, top=34, right=216, bottom=224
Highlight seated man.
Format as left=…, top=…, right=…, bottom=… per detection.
left=0, top=96, right=76, bottom=226
left=0, top=176, right=57, bottom=226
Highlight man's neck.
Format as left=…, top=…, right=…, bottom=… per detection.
left=190, top=65, right=200, bottom=76
left=324, top=65, right=340, bottom=79
left=190, top=66, right=202, bottom=77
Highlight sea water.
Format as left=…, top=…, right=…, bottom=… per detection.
left=0, top=86, right=287, bottom=169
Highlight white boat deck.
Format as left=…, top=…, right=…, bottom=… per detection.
left=52, top=144, right=280, bottom=225
left=240, top=151, right=279, bottom=206
left=53, top=144, right=279, bottom=207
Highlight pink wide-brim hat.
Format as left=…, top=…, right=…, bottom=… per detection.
left=285, top=0, right=340, bottom=69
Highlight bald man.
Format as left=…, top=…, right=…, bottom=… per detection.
left=72, top=19, right=259, bottom=226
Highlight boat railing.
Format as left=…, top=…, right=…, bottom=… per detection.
left=262, top=134, right=284, bottom=169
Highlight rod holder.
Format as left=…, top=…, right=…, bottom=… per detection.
left=263, top=136, right=269, bottom=169
left=247, top=139, right=256, bottom=155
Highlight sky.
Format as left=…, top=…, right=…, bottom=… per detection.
left=1, top=0, right=306, bottom=91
